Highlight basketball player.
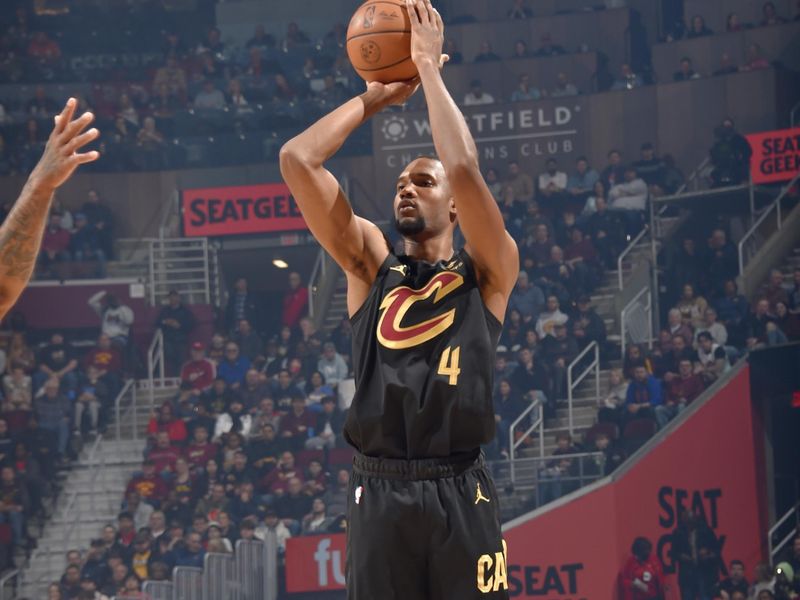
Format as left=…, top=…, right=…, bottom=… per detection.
left=280, top=0, right=518, bottom=597
left=0, top=98, right=99, bottom=319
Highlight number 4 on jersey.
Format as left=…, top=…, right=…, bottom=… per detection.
left=438, top=346, right=461, bottom=385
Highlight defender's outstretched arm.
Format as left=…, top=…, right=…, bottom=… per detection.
left=0, top=98, right=99, bottom=319
left=408, top=0, right=519, bottom=320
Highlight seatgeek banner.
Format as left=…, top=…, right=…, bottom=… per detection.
left=180, top=183, right=307, bottom=237
left=747, top=127, right=800, bottom=184
left=286, top=368, right=765, bottom=598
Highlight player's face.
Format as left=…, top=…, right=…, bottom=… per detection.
left=393, top=158, right=454, bottom=238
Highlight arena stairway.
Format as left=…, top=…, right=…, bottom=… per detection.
left=15, top=382, right=179, bottom=599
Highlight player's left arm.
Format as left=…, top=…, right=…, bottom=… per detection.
left=0, top=98, right=99, bottom=319
left=408, top=0, right=519, bottom=321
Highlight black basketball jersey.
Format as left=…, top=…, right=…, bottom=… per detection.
left=344, top=248, right=503, bottom=459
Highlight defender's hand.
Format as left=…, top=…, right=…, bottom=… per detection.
left=407, top=0, right=449, bottom=70
left=31, top=98, right=100, bottom=192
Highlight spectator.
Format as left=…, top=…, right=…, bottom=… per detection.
left=759, top=269, right=790, bottom=311
left=710, top=119, right=753, bottom=187
left=81, top=190, right=114, bottom=258
left=713, top=280, right=748, bottom=346
left=70, top=213, right=106, bottom=277
left=687, top=15, right=713, bottom=38
left=147, top=430, right=182, bottom=476
left=507, top=0, right=533, bottom=19
left=301, top=498, right=334, bottom=535
left=126, top=491, right=154, bottom=532
left=35, top=332, right=79, bottom=395
left=694, top=308, right=729, bottom=348
left=240, top=369, right=269, bottom=410
left=572, top=295, right=607, bottom=350
left=676, top=283, right=708, bottom=330
left=474, top=41, right=501, bottom=63
left=672, top=510, right=721, bottom=599
left=0, top=465, right=28, bottom=548
left=255, top=509, right=291, bottom=553
left=600, top=149, right=626, bottom=189
left=761, top=1, right=787, bottom=25
left=608, top=166, right=648, bottom=235
left=153, top=57, right=188, bottom=101
left=511, top=40, right=531, bottom=60
left=194, top=79, right=226, bottom=110
left=306, top=396, right=344, bottom=450
left=443, top=39, right=463, bottom=64
left=156, top=291, right=196, bottom=376
left=135, top=117, right=167, bottom=169
left=217, top=342, right=251, bottom=389
left=586, top=194, right=624, bottom=269
left=657, top=359, right=705, bottom=428
left=34, top=377, right=71, bottom=461
left=506, top=161, right=535, bottom=203
left=789, top=269, right=800, bottom=311
left=88, top=291, right=134, bottom=348
left=317, top=342, right=348, bottom=388
left=3, top=365, right=32, bottom=420
left=538, top=158, right=569, bottom=208
left=27, top=32, right=61, bottom=64
left=714, top=52, right=739, bottom=76
left=673, top=57, right=701, bottom=82
left=538, top=432, right=580, bottom=503
left=126, top=461, right=168, bottom=505
left=745, top=299, right=775, bottom=346
left=225, top=278, right=261, bottom=333
left=147, top=402, right=188, bottom=445
left=536, top=296, right=569, bottom=339
left=214, top=398, right=253, bottom=440
left=234, top=319, right=263, bottom=363
left=715, top=559, right=750, bottom=597
left=508, top=271, right=545, bottom=324
left=618, top=537, right=665, bottom=600
left=625, top=365, right=662, bottom=422
left=551, top=72, right=579, bottom=97
left=534, top=33, right=566, bottom=57
left=280, top=396, right=316, bottom=451
left=180, top=342, right=216, bottom=396
left=707, top=229, right=739, bottom=295
left=274, top=476, right=312, bottom=532
left=510, top=74, right=541, bottom=102
left=511, top=348, right=551, bottom=413
left=633, top=143, right=667, bottom=193
left=611, top=64, right=644, bottom=90
left=184, top=425, right=218, bottom=472
left=695, top=331, right=730, bottom=383
left=567, top=156, right=600, bottom=205
left=542, top=323, right=578, bottom=401
left=174, top=532, right=205, bottom=568
left=775, top=301, right=800, bottom=341
left=598, top=368, right=629, bottom=425
left=749, top=563, right=775, bottom=598
left=463, top=79, right=495, bottom=106
left=74, top=365, right=108, bottom=436
left=39, top=213, right=71, bottom=278
left=282, top=272, right=308, bottom=329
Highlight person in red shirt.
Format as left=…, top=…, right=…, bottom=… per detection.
left=279, top=396, right=316, bottom=451
left=180, top=342, right=216, bottom=395
left=125, top=461, right=168, bottom=505
left=27, top=32, right=61, bottom=63
left=147, top=431, right=182, bottom=475
left=39, top=213, right=71, bottom=277
left=656, top=359, right=706, bottom=428
left=281, top=271, right=308, bottom=328
left=619, top=537, right=665, bottom=600
left=84, top=334, right=123, bottom=376
left=147, top=402, right=187, bottom=445
left=259, top=450, right=303, bottom=497
left=183, top=425, right=218, bottom=472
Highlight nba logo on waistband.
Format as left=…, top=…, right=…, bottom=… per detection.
left=355, top=485, right=363, bottom=505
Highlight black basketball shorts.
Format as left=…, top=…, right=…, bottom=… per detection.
left=346, top=450, right=510, bottom=600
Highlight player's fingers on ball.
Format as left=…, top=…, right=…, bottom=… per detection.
left=406, top=0, right=421, bottom=25
left=433, top=7, right=444, bottom=30
left=423, top=0, right=435, bottom=23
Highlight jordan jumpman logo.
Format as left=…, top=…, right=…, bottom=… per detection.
left=475, top=483, right=491, bottom=504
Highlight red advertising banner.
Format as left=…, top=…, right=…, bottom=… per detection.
left=747, top=127, right=800, bottom=184
left=181, top=183, right=307, bottom=237
left=503, top=367, right=765, bottom=599
left=286, top=533, right=347, bottom=593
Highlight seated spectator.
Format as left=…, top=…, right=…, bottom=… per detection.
left=27, top=32, right=61, bottom=65
left=508, top=0, right=533, bottom=19
left=280, top=396, right=316, bottom=452
left=745, top=298, right=775, bottom=346
left=70, top=213, right=106, bottom=277
left=240, top=369, right=269, bottom=410
left=601, top=149, right=626, bottom=189
left=585, top=194, right=623, bottom=269
left=214, top=398, right=253, bottom=441
left=39, top=213, right=71, bottom=278
left=534, top=33, right=566, bottom=57
left=218, top=342, right=251, bottom=390
left=695, top=331, right=730, bottom=383
left=761, top=1, right=787, bottom=25
left=74, top=365, right=109, bottom=436
left=255, top=508, right=292, bottom=552
left=34, top=332, right=78, bottom=395
left=506, top=161, right=534, bottom=203
left=463, top=79, right=495, bottom=106
left=759, top=269, right=790, bottom=311
left=551, top=72, right=578, bottom=97
left=572, top=295, right=607, bottom=351
left=510, top=74, right=541, bottom=102
left=673, top=57, right=701, bottom=82
left=306, top=396, right=344, bottom=450
left=148, top=431, right=182, bottom=476
left=0, top=465, right=28, bottom=549
left=694, top=308, right=729, bottom=348
left=474, top=41, right=501, bottom=63
left=509, top=271, right=545, bottom=324
left=180, top=342, right=216, bottom=396
left=511, top=39, right=531, bottom=60
left=608, top=167, right=648, bottom=236
left=715, top=559, right=750, bottom=597
left=538, top=158, right=568, bottom=208
left=707, top=229, right=739, bottom=295
left=536, top=295, right=569, bottom=339
left=567, top=156, right=600, bottom=206
left=625, top=365, right=662, bottom=422
left=713, top=52, right=739, bottom=76
left=511, top=348, right=551, bottom=413
left=148, top=402, right=188, bottom=445
left=492, top=379, right=527, bottom=457
left=611, top=64, right=644, bottom=91
left=660, top=333, right=694, bottom=381
left=34, top=377, right=71, bottom=462
left=2, top=365, right=32, bottom=422
left=184, top=425, right=218, bottom=473
left=234, top=319, right=263, bottom=363
left=633, top=143, right=667, bottom=193
left=726, top=12, right=747, bottom=32
left=538, top=432, right=580, bottom=503
left=542, top=323, right=578, bottom=401
left=157, top=291, right=196, bottom=376
left=741, top=43, right=770, bottom=71
left=657, top=359, right=705, bottom=428
left=274, top=476, right=312, bottom=533
left=775, top=301, right=800, bottom=341
left=676, top=284, right=708, bottom=330
left=598, top=368, right=629, bottom=425
left=687, top=15, right=713, bottom=38
left=317, top=343, right=348, bottom=388
left=174, top=532, right=205, bottom=568
left=8, top=333, right=36, bottom=375
left=126, top=461, right=168, bottom=506
left=542, top=244, right=591, bottom=300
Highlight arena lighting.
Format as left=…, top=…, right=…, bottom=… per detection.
left=273, top=259, right=289, bottom=269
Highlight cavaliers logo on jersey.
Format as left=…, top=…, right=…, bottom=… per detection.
left=376, top=271, right=464, bottom=350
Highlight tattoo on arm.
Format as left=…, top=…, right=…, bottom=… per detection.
left=0, top=202, right=40, bottom=280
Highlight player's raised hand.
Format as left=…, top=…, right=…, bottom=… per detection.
left=366, top=77, right=421, bottom=106
left=407, top=0, right=449, bottom=69
left=31, top=97, right=100, bottom=191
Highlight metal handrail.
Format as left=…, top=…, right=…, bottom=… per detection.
left=769, top=503, right=799, bottom=562
left=566, top=342, right=600, bottom=436
left=147, top=328, right=166, bottom=408
left=86, top=434, right=106, bottom=515
left=621, top=285, right=653, bottom=358
left=113, top=379, right=136, bottom=441
left=308, top=248, right=327, bottom=319
left=617, top=226, right=649, bottom=290
left=509, top=397, right=544, bottom=484
left=0, top=569, right=19, bottom=600
left=676, top=156, right=711, bottom=194
left=737, top=171, right=800, bottom=276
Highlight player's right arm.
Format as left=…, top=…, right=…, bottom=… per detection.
left=279, top=82, right=417, bottom=314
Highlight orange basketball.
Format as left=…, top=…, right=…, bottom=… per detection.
left=346, top=0, right=417, bottom=84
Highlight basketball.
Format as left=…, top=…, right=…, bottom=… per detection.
left=346, top=0, right=417, bottom=84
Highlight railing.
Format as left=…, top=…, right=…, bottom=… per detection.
left=173, top=566, right=204, bottom=600
left=147, top=328, right=166, bottom=408
left=0, top=569, right=18, bottom=600
left=113, top=379, right=137, bottom=442
left=617, top=226, right=649, bottom=291
left=677, top=156, right=711, bottom=194
left=85, top=434, right=107, bottom=515
left=566, top=342, right=601, bottom=436
left=158, top=189, right=181, bottom=239
left=308, top=247, right=328, bottom=319
left=148, top=238, right=213, bottom=306
left=204, top=552, right=238, bottom=600
left=509, top=396, right=544, bottom=485
left=769, top=503, right=799, bottom=563
left=621, top=286, right=653, bottom=359
left=738, top=171, right=800, bottom=276
left=141, top=580, right=173, bottom=600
